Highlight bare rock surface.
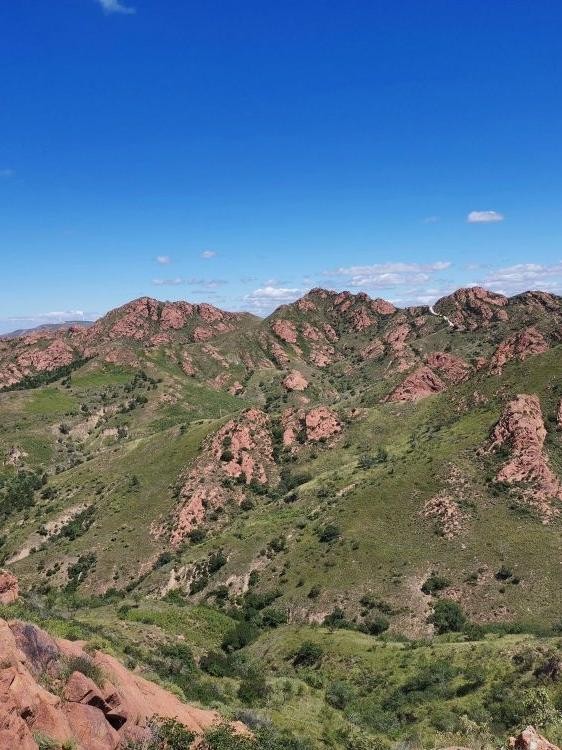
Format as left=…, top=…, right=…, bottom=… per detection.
left=489, top=327, right=549, bottom=375
left=0, top=617, right=243, bottom=750
left=484, top=394, right=562, bottom=520
left=0, top=570, right=19, bottom=606
left=171, top=409, right=277, bottom=544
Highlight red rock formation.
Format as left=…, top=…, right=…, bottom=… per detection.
left=422, top=494, right=464, bottom=538
left=489, top=327, right=549, bottom=375
left=360, top=339, right=385, bottom=361
left=509, top=726, right=561, bottom=750
left=281, top=406, right=341, bottom=446
left=349, top=307, right=374, bottom=331
left=301, top=323, right=323, bottom=341
left=421, top=467, right=469, bottom=538
left=434, top=287, right=508, bottom=330
left=0, top=618, right=243, bottom=750
left=309, top=343, right=336, bottom=367
left=425, top=351, right=471, bottom=383
left=387, top=366, right=446, bottom=402
left=171, top=409, right=277, bottom=544
left=0, top=571, right=18, bottom=605
left=371, top=298, right=396, bottom=315
left=272, top=319, right=298, bottom=344
left=305, top=407, right=341, bottom=441
left=282, top=370, right=309, bottom=392
left=485, top=394, right=562, bottom=520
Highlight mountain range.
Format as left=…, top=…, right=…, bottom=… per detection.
left=0, top=285, right=561, bottom=750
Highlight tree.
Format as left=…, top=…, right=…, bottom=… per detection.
left=429, top=599, right=466, bottom=634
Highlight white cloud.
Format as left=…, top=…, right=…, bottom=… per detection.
left=244, top=285, right=303, bottom=312
left=96, top=0, right=135, bottom=14
left=153, top=277, right=226, bottom=288
left=423, top=216, right=440, bottom=224
left=467, top=210, right=504, bottom=224
left=156, top=255, right=171, bottom=265
left=325, top=261, right=451, bottom=289
left=0, top=169, right=14, bottom=178
left=201, top=250, right=217, bottom=259
left=478, top=261, right=562, bottom=295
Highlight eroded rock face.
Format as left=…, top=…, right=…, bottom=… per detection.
left=0, top=618, right=242, bottom=750
left=425, top=351, right=471, bottom=384
left=484, top=394, right=562, bottom=520
left=489, top=327, right=549, bottom=375
left=435, top=286, right=509, bottom=330
left=0, top=570, right=19, bottom=605
left=171, top=409, right=277, bottom=544
left=509, top=726, right=561, bottom=750
left=387, top=366, right=446, bottom=402
left=421, top=467, right=469, bottom=538
left=272, top=319, right=298, bottom=344
left=281, top=406, right=341, bottom=446
left=282, top=370, right=309, bottom=392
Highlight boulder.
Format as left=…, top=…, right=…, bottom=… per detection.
left=0, top=570, right=19, bottom=606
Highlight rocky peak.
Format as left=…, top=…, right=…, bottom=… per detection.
left=435, top=286, right=509, bottom=330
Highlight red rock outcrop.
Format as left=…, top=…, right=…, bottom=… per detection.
left=489, top=327, right=549, bottom=375
left=272, top=319, right=298, bottom=344
left=360, top=339, right=385, bottom=361
left=421, top=467, right=469, bottom=538
left=282, top=370, right=309, bottom=392
left=387, top=366, right=446, bottom=402
left=0, top=618, right=242, bottom=750
left=281, top=406, right=341, bottom=447
left=0, top=570, right=19, bottom=605
left=425, top=351, right=471, bottom=383
left=509, top=726, right=561, bottom=750
left=484, top=394, right=562, bottom=520
left=171, top=409, right=278, bottom=544
left=434, top=287, right=509, bottom=330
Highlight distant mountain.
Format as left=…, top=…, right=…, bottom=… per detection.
left=0, top=320, right=94, bottom=339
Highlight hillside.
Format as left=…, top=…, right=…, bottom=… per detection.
left=0, top=285, right=561, bottom=749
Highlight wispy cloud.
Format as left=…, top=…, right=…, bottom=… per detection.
left=478, top=261, right=562, bottom=295
left=152, top=277, right=227, bottom=289
left=422, top=216, right=440, bottom=224
left=244, top=285, right=303, bottom=312
left=96, top=0, right=136, bottom=15
left=324, top=261, right=452, bottom=289
left=467, top=210, right=504, bottom=224
left=0, top=169, right=14, bottom=178
left=156, top=255, right=171, bottom=265
left=201, top=250, right=217, bottom=259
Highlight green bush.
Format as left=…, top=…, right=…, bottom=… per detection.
left=293, top=641, right=324, bottom=668
left=429, top=599, right=466, bottom=633
left=222, top=622, right=260, bottom=653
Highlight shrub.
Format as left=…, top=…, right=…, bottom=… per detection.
left=200, top=650, right=234, bottom=677
left=364, top=615, right=390, bottom=636
left=429, top=599, right=466, bottom=634
left=62, top=655, right=104, bottom=686
left=421, top=573, right=450, bottom=595
left=495, top=565, right=513, bottom=581
left=317, top=524, right=341, bottom=543
left=293, top=641, right=324, bottom=668
left=221, top=622, right=260, bottom=653
left=238, top=670, right=270, bottom=706
left=325, top=680, right=355, bottom=709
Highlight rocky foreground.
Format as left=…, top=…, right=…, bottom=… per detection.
left=0, top=615, right=243, bottom=749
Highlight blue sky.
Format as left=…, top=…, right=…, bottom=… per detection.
left=1, top=1, right=562, bottom=331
